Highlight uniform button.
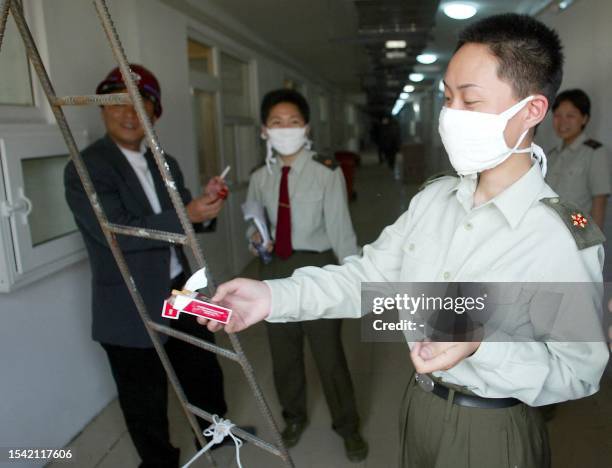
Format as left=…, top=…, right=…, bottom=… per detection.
left=409, top=243, right=415, bottom=251
left=550, top=198, right=559, bottom=204
left=443, top=271, right=451, bottom=280
left=465, top=222, right=473, bottom=231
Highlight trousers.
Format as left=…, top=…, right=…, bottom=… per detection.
left=101, top=275, right=227, bottom=468
left=399, top=373, right=550, bottom=468
left=259, top=250, right=360, bottom=437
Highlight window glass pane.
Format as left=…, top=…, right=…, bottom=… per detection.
left=22, top=155, right=77, bottom=246
left=222, top=125, right=236, bottom=184
left=0, top=13, right=34, bottom=106
left=192, top=89, right=219, bottom=186
left=220, top=53, right=250, bottom=118
left=187, top=39, right=214, bottom=75
left=319, top=96, right=329, bottom=122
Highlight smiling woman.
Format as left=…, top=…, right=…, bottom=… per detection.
left=545, top=88, right=611, bottom=227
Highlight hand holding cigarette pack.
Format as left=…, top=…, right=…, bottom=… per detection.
left=161, top=267, right=232, bottom=324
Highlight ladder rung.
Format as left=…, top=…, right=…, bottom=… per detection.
left=148, top=322, right=240, bottom=362
left=106, top=223, right=188, bottom=245
left=52, top=93, right=131, bottom=106
left=185, top=403, right=283, bottom=457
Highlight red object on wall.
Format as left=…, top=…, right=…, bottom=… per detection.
left=335, top=151, right=360, bottom=201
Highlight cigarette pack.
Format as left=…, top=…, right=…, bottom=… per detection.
left=162, top=289, right=232, bottom=324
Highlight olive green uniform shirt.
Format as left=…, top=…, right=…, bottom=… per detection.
left=545, top=132, right=611, bottom=212
left=265, top=163, right=609, bottom=406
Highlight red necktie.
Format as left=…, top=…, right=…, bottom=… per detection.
left=275, top=166, right=293, bottom=259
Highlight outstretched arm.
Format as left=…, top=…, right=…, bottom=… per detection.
left=198, top=205, right=417, bottom=333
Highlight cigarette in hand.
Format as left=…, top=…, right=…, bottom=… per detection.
left=216, top=166, right=231, bottom=200
left=219, top=166, right=231, bottom=181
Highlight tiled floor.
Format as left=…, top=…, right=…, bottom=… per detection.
left=51, top=152, right=612, bottom=468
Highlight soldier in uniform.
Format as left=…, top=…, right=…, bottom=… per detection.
left=245, top=89, right=368, bottom=461
left=200, top=15, right=609, bottom=468
left=546, top=89, right=611, bottom=228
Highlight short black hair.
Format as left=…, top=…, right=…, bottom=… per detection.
left=260, top=88, right=310, bottom=124
left=457, top=13, right=564, bottom=109
left=553, top=88, right=591, bottom=116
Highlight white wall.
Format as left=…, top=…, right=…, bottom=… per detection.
left=537, top=0, right=612, bottom=281
left=0, top=262, right=116, bottom=452
left=0, top=0, right=352, bottom=457
left=537, top=0, right=612, bottom=151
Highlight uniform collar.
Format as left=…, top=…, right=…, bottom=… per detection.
left=451, top=164, right=545, bottom=229
left=276, top=147, right=312, bottom=176
left=565, top=132, right=587, bottom=153
left=492, top=163, right=546, bottom=229
left=119, top=140, right=148, bottom=168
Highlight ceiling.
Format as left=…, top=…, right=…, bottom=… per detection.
left=198, top=0, right=555, bottom=114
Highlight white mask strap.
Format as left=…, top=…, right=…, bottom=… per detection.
left=261, top=131, right=277, bottom=174
left=500, top=95, right=535, bottom=120
left=531, top=143, right=547, bottom=177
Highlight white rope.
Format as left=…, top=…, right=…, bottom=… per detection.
left=182, top=415, right=244, bottom=468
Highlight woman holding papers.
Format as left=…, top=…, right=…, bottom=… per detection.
left=245, top=88, right=367, bottom=462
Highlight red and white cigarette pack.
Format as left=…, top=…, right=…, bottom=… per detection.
left=162, top=290, right=232, bottom=324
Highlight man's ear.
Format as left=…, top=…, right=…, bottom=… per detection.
left=525, top=94, right=549, bottom=130
left=260, top=125, right=268, bottom=140
left=305, top=124, right=311, bottom=137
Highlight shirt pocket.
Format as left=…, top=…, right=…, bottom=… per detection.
left=292, top=191, right=324, bottom=227
left=566, top=163, right=586, bottom=178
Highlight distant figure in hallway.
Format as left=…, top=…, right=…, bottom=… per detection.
left=377, top=116, right=401, bottom=170
left=546, top=89, right=611, bottom=228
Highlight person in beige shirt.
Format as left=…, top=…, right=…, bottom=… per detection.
left=201, top=15, right=609, bottom=468
left=245, top=88, right=367, bottom=462
left=247, top=146, right=358, bottom=262
left=546, top=89, right=611, bottom=228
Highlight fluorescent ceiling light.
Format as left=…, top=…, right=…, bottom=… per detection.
left=400, top=92, right=409, bottom=99
left=392, top=100, right=405, bottom=116
left=386, top=51, right=407, bottom=59
left=416, top=53, right=437, bottom=64
left=443, top=3, right=477, bottom=20
left=403, top=84, right=415, bottom=93
left=409, top=73, right=425, bottom=82
left=558, top=0, right=574, bottom=9
left=386, top=40, right=407, bottom=49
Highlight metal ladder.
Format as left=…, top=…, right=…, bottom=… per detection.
left=0, top=0, right=293, bottom=466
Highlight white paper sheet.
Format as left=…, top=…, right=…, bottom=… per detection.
left=241, top=200, right=271, bottom=244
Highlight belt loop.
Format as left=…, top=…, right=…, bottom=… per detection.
left=444, top=388, right=455, bottom=422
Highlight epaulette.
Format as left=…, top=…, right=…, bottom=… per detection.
left=584, top=139, right=603, bottom=149
left=312, top=153, right=338, bottom=170
left=540, top=197, right=605, bottom=250
left=418, top=171, right=458, bottom=192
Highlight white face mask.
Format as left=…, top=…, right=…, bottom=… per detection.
left=438, top=96, right=547, bottom=176
left=262, top=127, right=311, bottom=173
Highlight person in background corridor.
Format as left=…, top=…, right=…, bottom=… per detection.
left=546, top=89, right=611, bottom=228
